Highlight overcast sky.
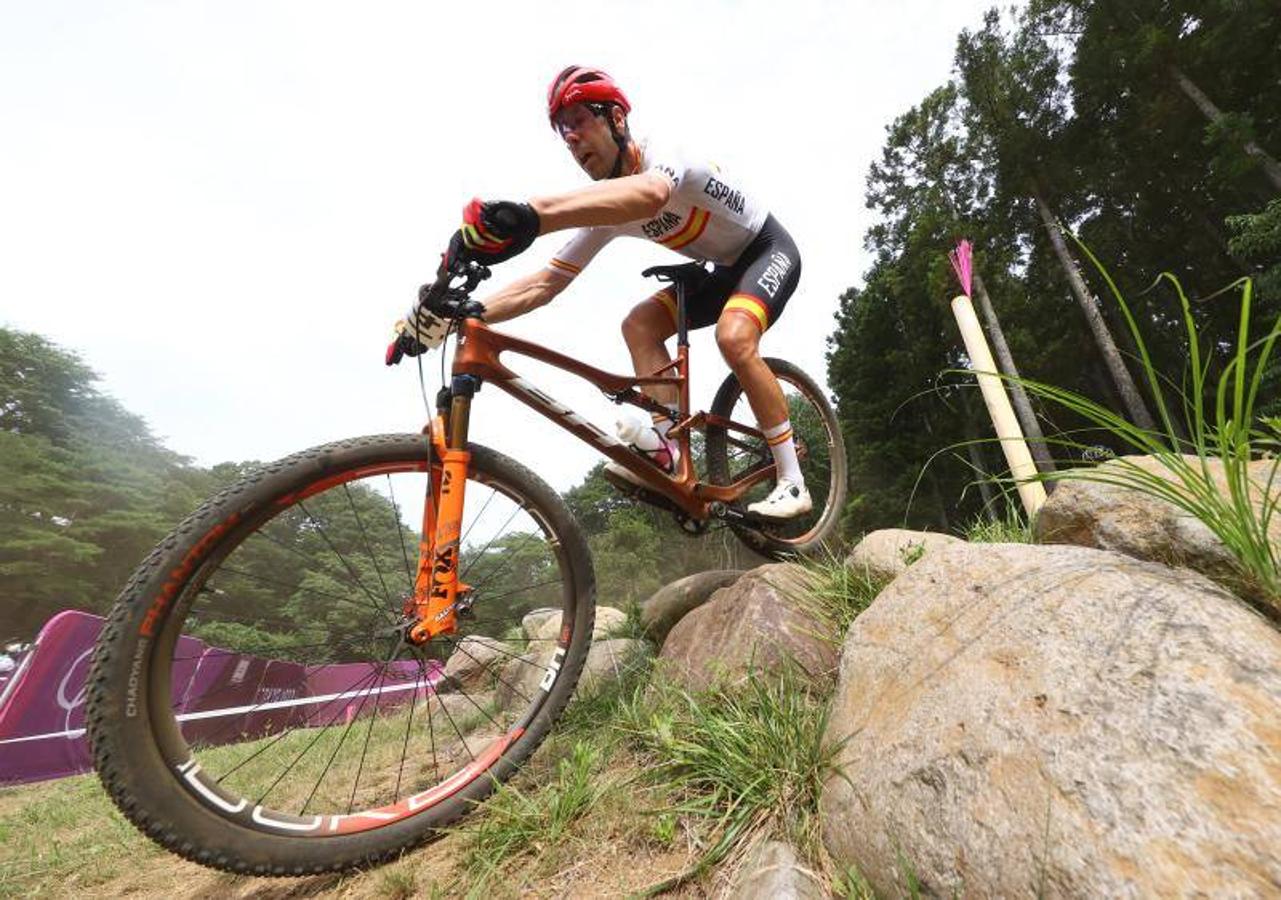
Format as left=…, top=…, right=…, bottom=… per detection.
left=2, top=1, right=997, bottom=492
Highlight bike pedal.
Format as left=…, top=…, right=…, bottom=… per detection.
left=712, top=503, right=766, bottom=525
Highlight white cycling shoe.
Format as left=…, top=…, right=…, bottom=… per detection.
left=747, top=479, right=812, bottom=519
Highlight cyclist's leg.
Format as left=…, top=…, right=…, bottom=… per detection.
left=609, top=291, right=686, bottom=485
left=620, top=289, right=679, bottom=409
left=710, top=216, right=808, bottom=511
left=711, top=214, right=802, bottom=433
left=715, top=314, right=787, bottom=428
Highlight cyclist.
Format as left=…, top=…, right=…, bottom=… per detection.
left=394, top=65, right=809, bottom=518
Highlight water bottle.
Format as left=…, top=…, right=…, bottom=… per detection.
left=616, top=415, right=663, bottom=453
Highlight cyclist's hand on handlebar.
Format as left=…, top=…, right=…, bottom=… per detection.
left=444, top=198, right=541, bottom=268
left=384, top=306, right=448, bottom=366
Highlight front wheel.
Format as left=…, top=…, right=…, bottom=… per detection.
left=705, top=358, right=847, bottom=558
left=86, top=434, right=595, bottom=875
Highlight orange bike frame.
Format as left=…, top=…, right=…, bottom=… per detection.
left=452, top=318, right=777, bottom=514
left=409, top=315, right=773, bottom=641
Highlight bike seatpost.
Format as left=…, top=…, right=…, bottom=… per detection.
left=675, top=280, right=689, bottom=348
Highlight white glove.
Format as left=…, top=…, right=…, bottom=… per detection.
left=385, top=305, right=449, bottom=365
left=403, top=303, right=449, bottom=349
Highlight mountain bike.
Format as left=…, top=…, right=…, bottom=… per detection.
left=85, top=259, right=846, bottom=875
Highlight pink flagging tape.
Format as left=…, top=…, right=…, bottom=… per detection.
left=948, top=239, right=973, bottom=297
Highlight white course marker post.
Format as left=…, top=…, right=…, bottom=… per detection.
left=951, top=294, right=1047, bottom=517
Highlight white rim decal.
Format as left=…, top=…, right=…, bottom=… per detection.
left=180, top=762, right=248, bottom=815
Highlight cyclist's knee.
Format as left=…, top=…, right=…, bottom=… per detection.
left=715, top=316, right=761, bottom=370
left=622, top=299, right=675, bottom=345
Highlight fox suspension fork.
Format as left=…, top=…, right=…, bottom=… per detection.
left=408, top=375, right=481, bottom=644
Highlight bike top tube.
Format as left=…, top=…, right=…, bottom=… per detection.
left=446, top=317, right=771, bottom=519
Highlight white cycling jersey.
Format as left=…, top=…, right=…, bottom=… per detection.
left=546, top=139, right=770, bottom=278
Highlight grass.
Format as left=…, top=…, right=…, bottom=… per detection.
left=0, top=774, right=165, bottom=897
left=616, top=667, right=845, bottom=895
left=797, top=551, right=891, bottom=646
left=970, top=249, right=1279, bottom=612
left=458, top=741, right=606, bottom=893
left=962, top=506, right=1035, bottom=544
left=833, top=864, right=878, bottom=899
left=607, top=600, right=649, bottom=641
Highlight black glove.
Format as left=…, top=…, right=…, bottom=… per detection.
left=444, top=198, right=541, bottom=270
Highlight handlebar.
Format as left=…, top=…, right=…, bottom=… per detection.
left=419, top=259, right=492, bottom=321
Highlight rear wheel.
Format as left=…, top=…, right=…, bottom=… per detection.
left=705, top=358, right=847, bottom=557
left=86, top=434, right=594, bottom=874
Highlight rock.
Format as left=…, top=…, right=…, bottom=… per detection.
left=845, top=528, right=962, bottom=582
left=495, top=638, right=647, bottom=710
left=639, top=570, right=745, bottom=643
left=1035, top=455, right=1280, bottom=594
left=728, top=840, right=825, bottom=900
left=579, top=638, right=647, bottom=693
left=821, top=541, right=1281, bottom=898
left=522, top=605, right=628, bottom=643
left=417, top=690, right=495, bottom=734
left=658, top=564, right=838, bottom=691
left=440, top=636, right=511, bottom=691
left=521, top=607, right=562, bottom=642
left=495, top=647, right=551, bottom=711
left=591, top=606, right=629, bottom=639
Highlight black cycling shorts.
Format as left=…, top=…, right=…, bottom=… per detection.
left=651, top=214, right=801, bottom=333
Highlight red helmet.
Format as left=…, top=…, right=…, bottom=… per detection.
left=546, top=66, right=631, bottom=126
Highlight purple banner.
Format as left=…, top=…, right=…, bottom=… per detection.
left=0, top=611, right=441, bottom=786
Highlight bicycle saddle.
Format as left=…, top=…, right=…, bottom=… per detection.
left=641, top=261, right=710, bottom=287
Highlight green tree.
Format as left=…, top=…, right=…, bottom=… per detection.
left=0, top=329, right=208, bottom=637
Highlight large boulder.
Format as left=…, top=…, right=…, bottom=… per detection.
left=658, top=564, right=837, bottom=691
left=845, top=528, right=962, bottom=583
left=522, top=605, right=628, bottom=643
left=728, top=840, right=825, bottom=900
left=440, top=635, right=511, bottom=691
left=495, top=638, right=647, bottom=710
left=639, top=570, right=745, bottom=643
left=821, top=541, right=1281, bottom=898
left=578, top=637, right=648, bottom=694
left=1035, top=455, right=1280, bottom=593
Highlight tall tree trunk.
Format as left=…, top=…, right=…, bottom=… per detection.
left=971, top=272, right=1057, bottom=476
left=1170, top=65, right=1281, bottom=192
left=919, top=411, right=953, bottom=532
left=961, top=392, right=998, bottom=517
left=1032, top=187, right=1159, bottom=431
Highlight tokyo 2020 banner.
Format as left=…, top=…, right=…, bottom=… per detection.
left=0, top=611, right=440, bottom=786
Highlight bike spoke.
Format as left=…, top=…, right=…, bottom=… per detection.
left=231, top=537, right=394, bottom=624
left=426, top=678, right=476, bottom=764
left=458, top=504, right=525, bottom=582
left=458, top=486, right=499, bottom=549
left=443, top=636, right=534, bottom=709
left=215, top=667, right=384, bottom=784
left=472, top=577, right=563, bottom=607
left=295, top=655, right=400, bottom=816
left=297, top=499, right=396, bottom=625
left=392, top=667, right=421, bottom=802
left=344, top=482, right=396, bottom=609
left=347, top=645, right=395, bottom=814
left=385, top=474, right=416, bottom=592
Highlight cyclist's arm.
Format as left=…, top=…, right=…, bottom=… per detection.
left=530, top=173, right=671, bottom=233
left=481, top=268, right=572, bottom=323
